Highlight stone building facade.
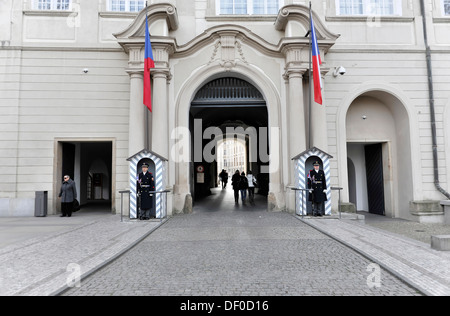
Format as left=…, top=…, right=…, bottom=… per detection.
left=1, top=0, right=449, bottom=222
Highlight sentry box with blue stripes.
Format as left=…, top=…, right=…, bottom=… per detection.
left=127, top=149, right=168, bottom=219
left=292, top=147, right=333, bottom=216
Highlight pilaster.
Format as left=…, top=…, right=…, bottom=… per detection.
left=126, top=70, right=145, bottom=157
left=151, top=68, right=171, bottom=159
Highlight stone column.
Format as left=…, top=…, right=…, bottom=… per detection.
left=310, top=73, right=328, bottom=152
left=127, top=71, right=145, bottom=156
left=285, top=69, right=307, bottom=158
left=282, top=69, right=307, bottom=213
left=151, top=69, right=170, bottom=159
left=282, top=45, right=309, bottom=213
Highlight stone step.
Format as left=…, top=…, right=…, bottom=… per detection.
left=431, top=235, right=450, bottom=251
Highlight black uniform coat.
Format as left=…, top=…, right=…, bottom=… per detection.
left=137, top=172, right=155, bottom=210
left=231, top=173, right=241, bottom=190
left=308, top=169, right=327, bottom=203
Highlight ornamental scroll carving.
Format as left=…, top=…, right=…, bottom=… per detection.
left=208, top=32, right=249, bottom=71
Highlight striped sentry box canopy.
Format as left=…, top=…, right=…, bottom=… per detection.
left=292, top=147, right=333, bottom=216
left=127, top=149, right=167, bottom=219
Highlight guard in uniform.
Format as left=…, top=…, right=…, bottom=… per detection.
left=308, top=161, right=327, bottom=217
left=137, top=163, right=155, bottom=220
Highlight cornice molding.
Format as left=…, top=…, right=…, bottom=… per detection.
left=99, top=12, right=139, bottom=19
left=115, top=4, right=339, bottom=64
left=325, top=16, right=415, bottom=23
left=205, top=15, right=277, bottom=22
left=23, top=10, right=77, bottom=17
left=174, top=25, right=283, bottom=59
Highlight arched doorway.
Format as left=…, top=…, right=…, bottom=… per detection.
left=173, top=63, right=284, bottom=214
left=345, top=92, right=413, bottom=218
left=189, top=77, right=269, bottom=204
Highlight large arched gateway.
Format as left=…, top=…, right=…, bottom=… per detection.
left=174, top=64, right=284, bottom=214
left=189, top=77, right=268, bottom=202
left=113, top=3, right=340, bottom=216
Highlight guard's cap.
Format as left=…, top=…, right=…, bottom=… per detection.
left=142, top=163, right=149, bottom=168
left=313, top=161, right=321, bottom=166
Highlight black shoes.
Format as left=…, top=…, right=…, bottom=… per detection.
left=139, top=217, right=155, bottom=220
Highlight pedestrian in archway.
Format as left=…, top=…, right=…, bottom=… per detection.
left=232, top=170, right=241, bottom=204
left=239, top=171, right=249, bottom=205
left=224, top=170, right=229, bottom=188
left=58, top=175, right=77, bottom=217
left=246, top=171, right=257, bottom=205
left=219, top=169, right=228, bottom=189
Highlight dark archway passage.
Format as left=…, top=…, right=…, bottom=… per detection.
left=58, top=141, right=113, bottom=213
left=189, top=77, right=269, bottom=206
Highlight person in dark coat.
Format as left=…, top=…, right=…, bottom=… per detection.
left=231, top=170, right=241, bottom=204
left=137, top=163, right=155, bottom=220
left=219, top=169, right=228, bottom=189
left=308, top=161, right=327, bottom=217
left=224, top=170, right=229, bottom=188
left=239, top=171, right=249, bottom=205
left=58, top=175, right=77, bottom=217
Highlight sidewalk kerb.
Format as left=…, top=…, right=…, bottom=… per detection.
left=293, top=214, right=429, bottom=296
left=51, top=217, right=170, bottom=296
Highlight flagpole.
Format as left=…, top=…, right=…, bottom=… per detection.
left=308, top=1, right=312, bottom=150
left=145, top=1, right=150, bottom=151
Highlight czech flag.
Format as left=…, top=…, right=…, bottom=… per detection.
left=144, top=15, right=155, bottom=112
left=310, top=14, right=323, bottom=105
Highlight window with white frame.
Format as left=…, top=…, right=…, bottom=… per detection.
left=33, top=0, right=71, bottom=10
left=108, top=0, right=146, bottom=12
left=217, top=0, right=282, bottom=15
left=336, top=0, right=401, bottom=16
left=444, top=0, right=450, bottom=16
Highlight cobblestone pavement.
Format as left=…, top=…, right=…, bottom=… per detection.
left=0, top=207, right=163, bottom=296
left=63, top=189, right=421, bottom=296
left=304, top=216, right=450, bottom=296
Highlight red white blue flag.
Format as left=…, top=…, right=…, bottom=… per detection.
left=144, top=15, right=155, bottom=112
left=310, top=14, right=323, bottom=105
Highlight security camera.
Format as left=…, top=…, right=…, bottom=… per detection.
left=333, top=66, right=346, bottom=77
left=83, top=68, right=89, bottom=74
